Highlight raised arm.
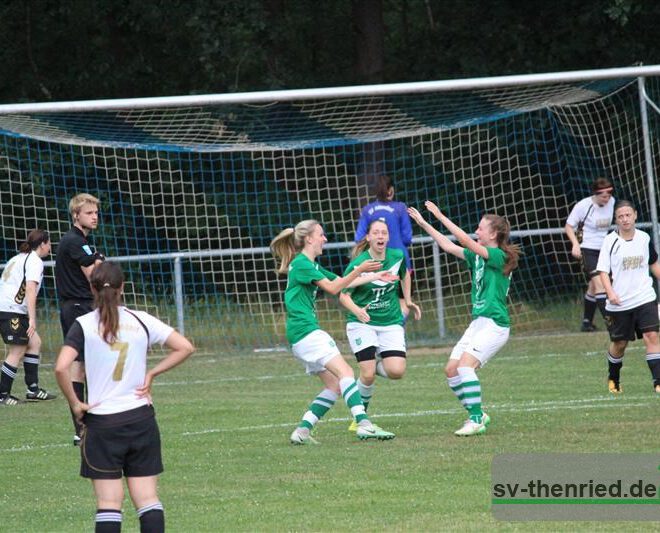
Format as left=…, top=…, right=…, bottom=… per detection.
left=424, top=201, right=489, bottom=259
left=316, top=259, right=383, bottom=295
left=407, top=206, right=464, bottom=259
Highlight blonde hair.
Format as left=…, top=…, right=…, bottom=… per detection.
left=270, top=219, right=319, bottom=274
left=69, top=193, right=100, bottom=219
left=351, top=219, right=388, bottom=258
left=482, top=214, right=521, bottom=276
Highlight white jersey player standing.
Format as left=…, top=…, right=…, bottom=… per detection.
left=55, top=261, right=194, bottom=533
left=596, top=200, right=660, bottom=394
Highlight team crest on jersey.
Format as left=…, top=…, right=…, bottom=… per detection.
left=329, top=340, right=336, bottom=348
left=356, top=338, right=362, bottom=346
left=10, top=318, right=19, bottom=331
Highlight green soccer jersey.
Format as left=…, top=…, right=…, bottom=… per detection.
left=342, top=248, right=407, bottom=326
left=284, top=253, right=338, bottom=344
left=463, top=247, right=511, bottom=328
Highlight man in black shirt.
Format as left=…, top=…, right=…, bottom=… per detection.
left=55, top=193, right=104, bottom=445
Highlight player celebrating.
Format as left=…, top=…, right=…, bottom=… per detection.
left=270, top=219, right=396, bottom=444
left=339, top=219, right=421, bottom=430
left=565, top=178, right=615, bottom=331
left=55, top=261, right=194, bottom=533
left=408, top=201, right=520, bottom=436
left=0, top=230, right=55, bottom=405
left=596, top=200, right=660, bottom=394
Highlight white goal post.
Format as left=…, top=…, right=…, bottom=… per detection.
left=1, top=65, right=660, bottom=354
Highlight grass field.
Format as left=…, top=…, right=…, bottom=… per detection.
left=1, top=331, right=659, bottom=532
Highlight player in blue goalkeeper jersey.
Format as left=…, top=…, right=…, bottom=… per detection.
left=355, top=175, right=413, bottom=316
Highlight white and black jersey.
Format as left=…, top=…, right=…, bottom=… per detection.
left=0, top=252, right=43, bottom=315
left=566, top=196, right=615, bottom=251
left=64, top=307, right=174, bottom=415
left=597, top=229, right=658, bottom=311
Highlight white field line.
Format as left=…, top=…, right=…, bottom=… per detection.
left=2, top=395, right=651, bottom=452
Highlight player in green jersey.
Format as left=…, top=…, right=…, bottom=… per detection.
left=408, top=201, right=520, bottom=436
left=270, top=219, right=397, bottom=444
left=339, top=220, right=421, bottom=431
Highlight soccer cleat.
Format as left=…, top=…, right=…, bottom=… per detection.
left=481, top=412, right=491, bottom=427
left=454, top=419, right=486, bottom=436
left=654, top=384, right=660, bottom=394
left=73, top=435, right=82, bottom=447
left=0, top=394, right=24, bottom=406
left=348, top=420, right=359, bottom=432
left=608, top=379, right=622, bottom=394
left=356, top=423, right=395, bottom=441
left=290, top=428, right=319, bottom=445
left=26, top=388, right=57, bottom=401
left=581, top=321, right=597, bottom=332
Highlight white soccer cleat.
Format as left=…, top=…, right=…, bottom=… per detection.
left=356, top=423, right=395, bottom=440
left=454, top=419, right=486, bottom=437
left=290, top=428, right=319, bottom=445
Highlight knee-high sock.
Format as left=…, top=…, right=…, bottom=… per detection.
left=339, top=377, right=368, bottom=423
left=23, top=353, right=40, bottom=389
left=447, top=375, right=467, bottom=410
left=457, top=366, right=483, bottom=422
left=357, top=379, right=375, bottom=411
left=299, top=388, right=338, bottom=430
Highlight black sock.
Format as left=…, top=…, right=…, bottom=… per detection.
left=95, top=509, right=122, bottom=533
left=0, top=362, right=18, bottom=396
left=71, top=381, right=86, bottom=435
left=607, top=352, right=623, bottom=382
left=583, top=294, right=597, bottom=323
left=646, top=354, right=660, bottom=386
left=138, top=503, right=164, bottom=533
left=23, top=353, right=40, bottom=389
left=595, top=293, right=607, bottom=320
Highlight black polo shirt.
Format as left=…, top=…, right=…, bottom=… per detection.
left=55, top=226, right=102, bottom=302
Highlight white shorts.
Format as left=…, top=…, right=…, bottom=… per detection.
left=346, top=322, right=406, bottom=355
left=291, top=329, right=341, bottom=375
left=449, top=316, right=509, bottom=366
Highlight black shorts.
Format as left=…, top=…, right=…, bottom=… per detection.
left=605, top=300, right=660, bottom=342
left=60, top=300, right=94, bottom=361
left=581, top=248, right=600, bottom=281
left=80, top=405, right=163, bottom=480
left=0, top=312, right=29, bottom=345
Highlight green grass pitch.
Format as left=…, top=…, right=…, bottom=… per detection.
left=1, top=332, right=658, bottom=531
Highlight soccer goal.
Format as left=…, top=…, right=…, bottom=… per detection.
left=1, top=65, right=660, bottom=354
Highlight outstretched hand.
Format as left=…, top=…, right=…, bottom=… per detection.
left=375, top=271, right=399, bottom=283
left=424, top=201, right=442, bottom=220
left=356, top=259, right=382, bottom=273
left=407, top=206, right=425, bottom=225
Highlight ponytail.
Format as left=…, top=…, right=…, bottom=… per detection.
left=270, top=220, right=319, bottom=274
left=18, top=229, right=49, bottom=254
left=351, top=238, right=370, bottom=259
left=90, top=262, right=124, bottom=344
left=482, top=214, right=521, bottom=276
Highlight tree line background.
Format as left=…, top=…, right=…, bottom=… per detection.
left=1, top=0, right=659, bottom=103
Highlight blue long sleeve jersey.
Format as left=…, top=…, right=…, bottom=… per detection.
left=355, top=200, right=413, bottom=270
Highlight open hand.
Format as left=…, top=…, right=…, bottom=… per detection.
left=357, top=259, right=382, bottom=273
left=424, top=201, right=442, bottom=219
